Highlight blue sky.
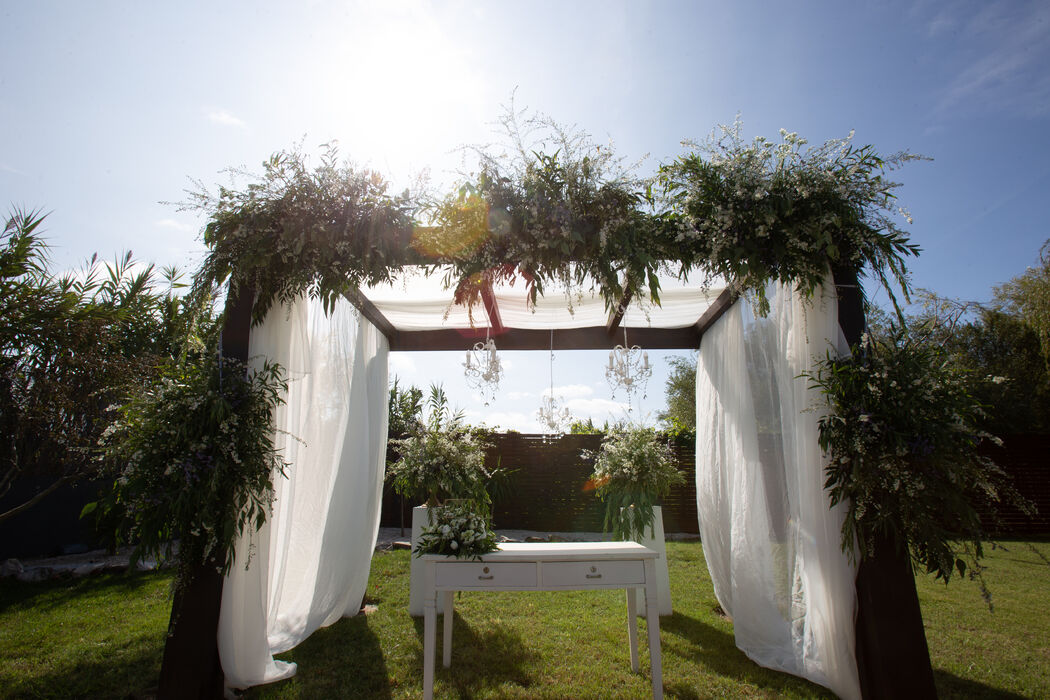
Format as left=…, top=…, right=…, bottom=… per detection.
left=3, top=1, right=1048, bottom=430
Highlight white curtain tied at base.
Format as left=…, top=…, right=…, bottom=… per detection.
left=695, top=278, right=860, bottom=700
left=218, top=295, right=390, bottom=688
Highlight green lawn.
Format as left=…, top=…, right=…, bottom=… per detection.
left=1, top=540, right=1047, bottom=699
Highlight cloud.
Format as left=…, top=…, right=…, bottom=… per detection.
left=206, top=109, right=247, bottom=128
left=154, top=218, right=193, bottom=232
left=565, top=397, right=630, bottom=417
left=934, top=1, right=1050, bottom=117
left=543, top=383, right=594, bottom=400
left=506, top=391, right=533, bottom=400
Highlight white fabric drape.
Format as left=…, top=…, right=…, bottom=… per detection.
left=695, top=279, right=860, bottom=700
left=218, top=294, right=390, bottom=689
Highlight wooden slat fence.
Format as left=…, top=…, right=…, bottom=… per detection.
left=977, top=434, right=1050, bottom=536
left=381, top=432, right=1050, bottom=538
left=380, top=433, right=699, bottom=534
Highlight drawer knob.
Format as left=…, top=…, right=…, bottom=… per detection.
left=586, top=566, right=602, bottom=579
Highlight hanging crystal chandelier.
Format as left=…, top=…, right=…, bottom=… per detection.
left=537, top=330, right=571, bottom=435
left=463, top=336, right=503, bottom=406
left=605, top=328, right=651, bottom=412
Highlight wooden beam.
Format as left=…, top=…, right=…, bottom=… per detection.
left=480, top=281, right=505, bottom=333
left=695, top=284, right=741, bottom=340
left=836, top=263, right=937, bottom=700
left=344, top=287, right=398, bottom=342
left=157, top=284, right=255, bottom=698
left=389, top=325, right=700, bottom=352
left=606, top=286, right=633, bottom=336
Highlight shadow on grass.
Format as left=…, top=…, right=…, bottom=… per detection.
left=0, top=570, right=170, bottom=615
left=661, top=611, right=834, bottom=699
left=411, top=610, right=539, bottom=696
left=265, top=612, right=393, bottom=700
left=933, top=670, right=1033, bottom=700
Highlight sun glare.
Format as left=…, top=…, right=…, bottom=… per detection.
left=329, top=5, right=489, bottom=190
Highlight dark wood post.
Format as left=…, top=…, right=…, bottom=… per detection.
left=832, top=265, right=938, bottom=699
left=157, top=286, right=254, bottom=699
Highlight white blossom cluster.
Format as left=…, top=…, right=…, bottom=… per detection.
left=587, top=428, right=683, bottom=493
left=415, top=502, right=499, bottom=559
left=387, top=428, right=490, bottom=506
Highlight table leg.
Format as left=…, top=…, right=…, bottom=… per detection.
left=442, top=591, right=453, bottom=668
left=423, top=565, right=436, bottom=700
left=644, top=560, right=663, bottom=699
left=626, top=588, right=639, bottom=672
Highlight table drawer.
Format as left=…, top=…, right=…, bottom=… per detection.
left=435, top=561, right=537, bottom=588
left=542, top=560, right=645, bottom=587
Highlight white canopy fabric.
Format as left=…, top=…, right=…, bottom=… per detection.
left=218, top=294, right=389, bottom=689
left=361, top=266, right=727, bottom=331
left=694, top=277, right=860, bottom=699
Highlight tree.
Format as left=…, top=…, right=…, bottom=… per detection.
left=873, top=291, right=1050, bottom=435
left=657, top=353, right=697, bottom=431
left=994, top=238, right=1050, bottom=368
left=387, top=376, right=424, bottom=440
left=0, top=209, right=191, bottom=524
left=949, top=310, right=1050, bottom=434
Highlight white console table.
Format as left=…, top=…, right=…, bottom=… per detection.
left=421, top=541, right=663, bottom=699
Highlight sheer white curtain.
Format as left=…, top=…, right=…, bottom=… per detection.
left=218, top=294, right=390, bottom=689
left=695, top=279, right=860, bottom=700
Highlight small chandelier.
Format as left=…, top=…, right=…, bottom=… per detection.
left=537, top=330, right=571, bottom=435
left=463, top=335, right=502, bottom=406
left=605, top=328, right=651, bottom=412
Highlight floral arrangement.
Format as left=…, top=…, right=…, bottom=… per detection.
left=585, top=427, right=686, bottom=541
left=95, top=355, right=288, bottom=577
left=805, top=323, right=1028, bottom=586
left=387, top=427, right=492, bottom=507
left=386, top=385, right=495, bottom=507
left=414, top=501, right=500, bottom=559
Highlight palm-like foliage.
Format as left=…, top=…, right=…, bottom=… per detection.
left=0, top=210, right=197, bottom=524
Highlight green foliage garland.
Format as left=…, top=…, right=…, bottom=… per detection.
left=660, top=121, right=922, bottom=314
left=420, top=109, right=663, bottom=315
left=805, top=323, right=1027, bottom=586
left=97, top=354, right=288, bottom=576
left=186, top=144, right=417, bottom=324
left=187, top=111, right=923, bottom=331
left=584, top=427, right=686, bottom=541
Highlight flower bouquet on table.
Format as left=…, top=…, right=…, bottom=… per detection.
left=414, top=500, right=500, bottom=560
left=585, top=427, right=686, bottom=542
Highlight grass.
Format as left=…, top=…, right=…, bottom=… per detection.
left=0, top=540, right=1047, bottom=699
left=0, top=570, right=172, bottom=698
